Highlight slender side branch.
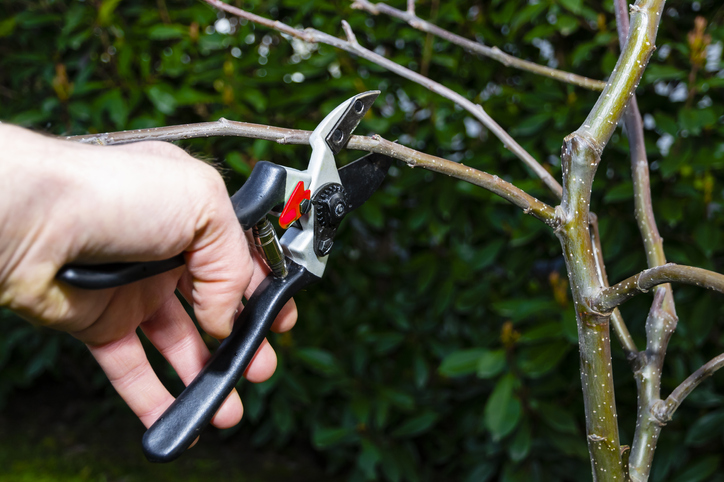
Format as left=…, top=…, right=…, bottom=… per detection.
left=651, top=354, right=724, bottom=423
left=590, top=214, right=637, bottom=360
left=67, top=119, right=312, bottom=145
left=67, top=121, right=556, bottom=224
left=593, top=263, right=724, bottom=312
left=351, top=0, right=607, bottom=91
left=204, top=0, right=563, bottom=199
left=613, top=0, right=677, bottom=479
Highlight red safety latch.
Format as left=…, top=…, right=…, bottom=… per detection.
left=279, top=181, right=311, bottom=229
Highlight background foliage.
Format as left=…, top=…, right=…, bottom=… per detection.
left=1, top=0, right=724, bottom=480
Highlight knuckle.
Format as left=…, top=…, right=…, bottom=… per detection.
left=127, top=140, right=189, bottom=160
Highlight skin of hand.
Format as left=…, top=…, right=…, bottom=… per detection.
left=0, top=124, right=297, bottom=430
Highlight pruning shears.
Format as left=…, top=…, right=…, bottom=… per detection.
left=56, top=91, right=392, bottom=462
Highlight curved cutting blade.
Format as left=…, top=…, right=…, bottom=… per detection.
left=338, top=152, right=393, bottom=212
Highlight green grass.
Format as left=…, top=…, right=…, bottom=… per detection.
left=0, top=381, right=335, bottom=482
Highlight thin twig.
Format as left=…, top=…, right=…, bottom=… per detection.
left=351, top=0, right=607, bottom=91
left=652, top=353, right=724, bottom=423
left=405, top=0, right=414, bottom=15
left=203, top=0, right=564, bottom=199
left=593, top=263, right=724, bottom=312
left=66, top=121, right=557, bottom=224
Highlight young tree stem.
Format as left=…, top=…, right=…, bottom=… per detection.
left=556, top=0, right=666, bottom=479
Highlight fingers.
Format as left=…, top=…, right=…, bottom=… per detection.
left=271, top=299, right=298, bottom=333
left=244, top=338, right=277, bottom=383
left=141, top=295, right=243, bottom=429
left=178, top=239, right=298, bottom=335
left=184, top=170, right=254, bottom=340
left=70, top=271, right=181, bottom=346
left=88, top=332, right=174, bottom=429
left=241, top=244, right=299, bottom=334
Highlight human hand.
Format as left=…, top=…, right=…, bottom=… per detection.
left=0, top=124, right=297, bottom=430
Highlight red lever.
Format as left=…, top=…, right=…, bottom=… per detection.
left=279, top=181, right=311, bottom=229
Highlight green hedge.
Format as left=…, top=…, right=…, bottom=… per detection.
left=2, top=1, right=724, bottom=480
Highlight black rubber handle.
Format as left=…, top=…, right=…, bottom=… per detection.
left=230, top=160, right=287, bottom=230
left=142, top=261, right=319, bottom=463
left=57, top=254, right=185, bottom=290
left=56, top=161, right=288, bottom=290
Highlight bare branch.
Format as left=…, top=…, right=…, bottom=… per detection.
left=66, top=121, right=557, bottom=224
left=628, top=288, right=676, bottom=482
left=613, top=0, right=677, bottom=479
left=67, top=118, right=311, bottom=145
left=593, top=264, right=724, bottom=312
left=405, top=0, right=414, bottom=15
left=341, top=20, right=358, bottom=45
left=652, top=353, right=724, bottom=424
left=204, top=0, right=564, bottom=199
left=590, top=214, right=638, bottom=359
left=352, top=0, right=607, bottom=91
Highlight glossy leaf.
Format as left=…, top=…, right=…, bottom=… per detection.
left=484, top=373, right=522, bottom=441
left=439, top=348, right=487, bottom=377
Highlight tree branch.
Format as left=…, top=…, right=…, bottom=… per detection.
left=203, top=0, right=564, bottom=199
left=593, top=264, right=724, bottom=312
left=66, top=121, right=556, bottom=224
left=612, top=0, right=677, bottom=479
left=351, top=0, right=607, bottom=91
left=651, top=353, right=724, bottom=423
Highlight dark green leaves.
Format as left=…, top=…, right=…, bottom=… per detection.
left=508, top=422, right=532, bottom=462
left=312, top=425, right=358, bottom=449
left=670, top=456, right=720, bottom=482
left=684, top=410, right=724, bottom=446
left=439, top=348, right=506, bottom=378
left=439, top=348, right=487, bottom=377
left=477, top=350, right=507, bottom=378
left=391, top=411, right=439, bottom=438
left=148, top=24, right=188, bottom=41
left=294, top=348, right=342, bottom=377
left=145, top=85, right=178, bottom=115
left=517, top=341, right=570, bottom=378
left=484, top=373, right=522, bottom=441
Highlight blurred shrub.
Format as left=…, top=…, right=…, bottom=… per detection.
left=1, top=0, right=724, bottom=480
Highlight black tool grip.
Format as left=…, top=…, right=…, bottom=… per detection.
left=57, top=254, right=185, bottom=290
left=142, top=261, right=319, bottom=463
left=231, top=161, right=287, bottom=230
